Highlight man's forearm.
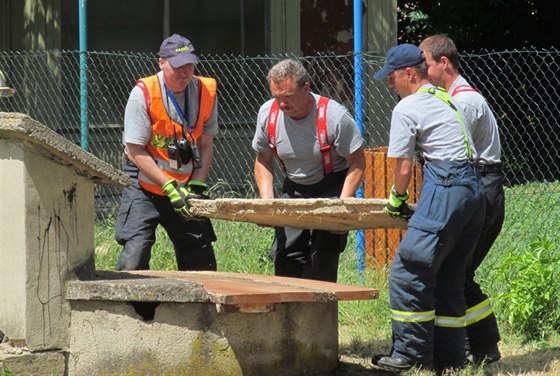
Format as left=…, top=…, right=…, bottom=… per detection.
left=393, top=158, right=413, bottom=195
left=340, top=148, right=365, bottom=198
left=254, top=154, right=275, bottom=199
left=340, top=167, right=363, bottom=198
left=127, top=144, right=168, bottom=187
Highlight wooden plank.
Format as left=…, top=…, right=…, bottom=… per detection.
left=131, top=271, right=379, bottom=306
left=188, top=197, right=413, bottom=231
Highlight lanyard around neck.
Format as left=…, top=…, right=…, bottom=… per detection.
left=164, top=85, right=193, bottom=132
left=418, top=86, right=473, bottom=160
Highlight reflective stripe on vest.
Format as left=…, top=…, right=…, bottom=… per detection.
left=418, top=86, right=473, bottom=160
left=391, top=308, right=435, bottom=323
left=435, top=314, right=466, bottom=328
left=451, top=84, right=478, bottom=97
left=137, top=157, right=194, bottom=193
left=465, top=298, right=494, bottom=326
left=267, top=96, right=333, bottom=175
left=136, top=74, right=217, bottom=195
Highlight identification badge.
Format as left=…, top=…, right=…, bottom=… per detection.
left=167, top=144, right=181, bottom=170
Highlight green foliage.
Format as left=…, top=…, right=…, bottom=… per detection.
left=492, top=235, right=560, bottom=341
left=480, top=181, right=560, bottom=272
left=338, top=254, right=392, bottom=352
left=397, top=0, right=558, bottom=50
left=212, top=219, right=275, bottom=274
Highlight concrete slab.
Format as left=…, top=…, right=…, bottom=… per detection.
left=0, top=112, right=132, bottom=187
left=188, top=197, right=414, bottom=231
left=65, top=271, right=378, bottom=376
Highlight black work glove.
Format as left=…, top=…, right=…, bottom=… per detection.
left=186, top=180, right=211, bottom=199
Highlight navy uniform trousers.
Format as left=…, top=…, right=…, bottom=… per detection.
left=464, top=164, right=505, bottom=352
left=114, top=161, right=217, bottom=271
left=389, top=160, right=485, bottom=369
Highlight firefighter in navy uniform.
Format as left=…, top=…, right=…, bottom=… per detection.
left=371, top=44, right=485, bottom=373
left=115, top=34, right=218, bottom=271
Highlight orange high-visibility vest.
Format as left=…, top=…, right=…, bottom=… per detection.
left=135, top=74, right=217, bottom=195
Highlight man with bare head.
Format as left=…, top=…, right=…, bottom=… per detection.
left=252, top=58, right=365, bottom=282
left=421, top=34, right=504, bottom=366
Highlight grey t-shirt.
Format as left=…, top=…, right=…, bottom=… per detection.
left=388, top=84, right=474, bottom=161
left=123, top=71, right=218, bottom=151
left=252, top=93, right=364, bottom=185
left=449, top=75, right=501, bottom=164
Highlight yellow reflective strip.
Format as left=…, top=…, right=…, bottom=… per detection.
left=466, top=299, right=490, bottom=315
left=391, top=309, right=435, bottom=323
left=152, top=134, right=172, bottom=149
left=435, top=315, right=466, bottom=328
left=466, top=299, right=493, bottom=326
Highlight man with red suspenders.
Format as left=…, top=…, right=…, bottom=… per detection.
left=421, top=34, right=505, bottom=365
left=252, top=59, right=365, bottom=282
left=114, top=34, right=218, bottom=272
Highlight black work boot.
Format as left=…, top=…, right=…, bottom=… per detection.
left=372, top=354, right=432, bottom=374
left=465, top=343, right=501, bottom=365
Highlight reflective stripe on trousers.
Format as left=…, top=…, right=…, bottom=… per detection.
left=388, top=160, right=485, bottom=369
left=466, top=298, right=494, bottom=326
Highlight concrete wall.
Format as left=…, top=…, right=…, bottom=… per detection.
left=0, top=112, right=131, bottom=350
left=0, top=138, right=95, bottom=349
left=68, top=300, right=338, bottom=376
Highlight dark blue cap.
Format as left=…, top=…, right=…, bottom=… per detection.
left=158, top=34, right=198, bottom=68
left=374, top=44, right=425, bottom=80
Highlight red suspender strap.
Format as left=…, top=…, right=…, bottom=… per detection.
left=267, top=96, right=332, bottom=175
left=267, top=100, right=280, bottom=150
left=451, top=84, right=478, bottom=96
left=135, top=80, right=152, bottom=122
left=266, top=100, right=285, bottom=171
left=316, top=96, right=333, bottom=175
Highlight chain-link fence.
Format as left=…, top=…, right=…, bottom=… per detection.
left=1, top=48, right=558, bottom=265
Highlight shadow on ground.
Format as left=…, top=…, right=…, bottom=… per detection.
left=334, top=338, right=392, bottom=375
left=333, top=341, right=560, bottom=375
left=487, top=346, right=560, bottom=375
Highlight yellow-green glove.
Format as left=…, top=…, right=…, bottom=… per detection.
left=384, top=185, right=414, bottom=221
left=162, top=179, right=192, bottom=218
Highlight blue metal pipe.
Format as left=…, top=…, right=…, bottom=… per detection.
left=354, top=0, right=365, bottom=277
left=79, top=0, right=88, bottom=150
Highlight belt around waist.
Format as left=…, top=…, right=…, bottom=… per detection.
left=478, top=163, right=502, bottom=173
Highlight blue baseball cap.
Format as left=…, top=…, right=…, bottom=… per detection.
left=374, top=44, right=425, bottom=80
left=158, top=34, right=198, bottom=68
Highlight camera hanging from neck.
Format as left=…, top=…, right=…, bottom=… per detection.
left=164, top=85, right=202, bottom=169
